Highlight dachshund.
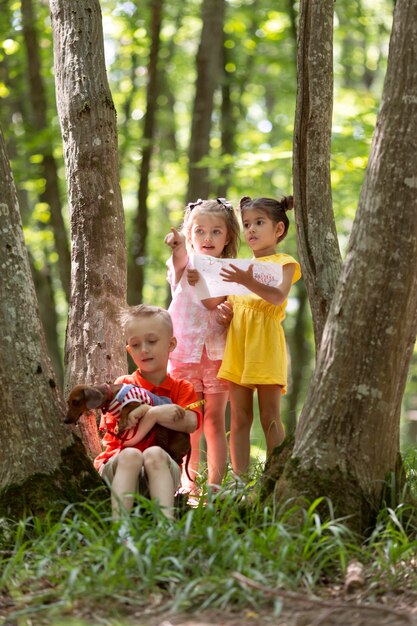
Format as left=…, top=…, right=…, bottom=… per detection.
left=65, top=383, right=196, bottom=475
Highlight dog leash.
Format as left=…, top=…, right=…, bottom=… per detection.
left=184, top=399, right=206, bottom=410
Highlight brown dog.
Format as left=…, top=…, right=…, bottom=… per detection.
left=65, top=383, right=191, bottom=473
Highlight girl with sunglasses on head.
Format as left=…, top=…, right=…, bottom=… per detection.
left=164, top=198, right=240, bottom=495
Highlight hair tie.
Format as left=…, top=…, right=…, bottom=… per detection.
left=216, top=197, right=233, bottom=211
left=186, top=199, right=204, bottom=211
left=281, top=195, right=294, bottom=211
left=239, top=196, right=252, bottom=209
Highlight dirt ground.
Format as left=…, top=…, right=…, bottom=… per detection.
left=2, top=596, right=417, bottom=626
left=128, top=594, right=417, bottom=626
left=2, top=579, right=417, bottom=625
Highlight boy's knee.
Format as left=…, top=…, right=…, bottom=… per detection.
left=143, top=446, right=168, bottom=472
left=117, top=447, right=143, bottom=471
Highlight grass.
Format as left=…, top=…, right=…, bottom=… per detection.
left=2, top=445, right=417, bottom=624
left=2, top=468, right=417, bottom=626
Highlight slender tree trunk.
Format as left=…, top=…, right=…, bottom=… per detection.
left=128, top=0, right=163, bottom=305
left=216, top=40, right=235, bottom=199
left=288, top=0, right=298, bottom=59
left=49, top=0, right=127, bottom=458
left=293, top=0, right=342, bottom=350
left=0, top=125, right=100, bottom=518
left=277, top=0, right=417, bottom=534
left=284, top=284, right=310, bottom=434
left=186, top=0, right=225, bottom=202
left=30, top=255, right=64, bottom=387
left=21, top=0, right=71, bottom=302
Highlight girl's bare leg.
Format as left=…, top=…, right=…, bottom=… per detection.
left=257, top=385, right=285, bottom=456
left=111, top=448, right=144, bottom=518
left=144, top=447, right=176, bottom=519
left=203, top=391, right=229, bottom=486
left=181, top=392, right=204, bottom=494
left=228, top=382, right=254, bottom=476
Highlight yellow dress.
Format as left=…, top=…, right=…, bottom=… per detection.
left=217, top=253, right=301, bottom=393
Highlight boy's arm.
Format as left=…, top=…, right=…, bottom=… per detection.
left=147, top=404, right=198, bottom=434
left=121, top=407, right=156, bottom=447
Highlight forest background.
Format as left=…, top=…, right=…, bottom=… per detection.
left=1, top=0, right=416, bottom=459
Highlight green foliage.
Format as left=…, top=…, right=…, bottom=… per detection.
left=2, top=0, right=415, bottom=432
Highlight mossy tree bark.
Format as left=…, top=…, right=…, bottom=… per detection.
left=276, top=0, right=417, bottom=534
left=293, top=0, right=342, bottom=350
left=49, top=0, right=127, bottom=458
left=0, top=125, right=101, bottom=519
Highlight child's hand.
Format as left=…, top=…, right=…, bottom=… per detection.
left=149, top=404, right=185, bottom=425
left=125, top=404, right=150, bottom=428
left=220, top=263, right=254, bottom=287
left=217, top=301, right=234, bottom=327
left=187, top=268, right=200, bottom=286
left=164, top=227, right=185, bottom=250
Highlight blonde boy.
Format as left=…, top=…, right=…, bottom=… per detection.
left=94, top=305, right=201, bottom=519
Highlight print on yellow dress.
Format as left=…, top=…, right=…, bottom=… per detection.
left=218, top=253, right=301, bottom=392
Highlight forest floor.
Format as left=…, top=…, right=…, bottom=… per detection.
left=82, top=589, right=417, bottom=626
left=47, top=590, right=417, bottom=626
left=3, top=586, right=416, bottom=626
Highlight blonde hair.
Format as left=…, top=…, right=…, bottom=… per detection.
left=118, top=304, right=173, bottom=336
left=181, top=198, right=240, bottom=258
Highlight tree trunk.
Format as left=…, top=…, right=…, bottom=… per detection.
left=278, top=0, right=417, bottom=534
left=30, top=254, right=64, bottom=387
left=49, top=0, right=127, bottom=458
left=21, top=0, right=71, bottom=302
left=284, top=283, right=311, bottom=434
left=216, top=40, right=235, bottom=199
left=128, top=0, right=163, bottom=305
left=186, top=0, right=225, bottom=202
left=293, top=0, right=342, bottom=350
left=0, top=125, right=101, bottom=518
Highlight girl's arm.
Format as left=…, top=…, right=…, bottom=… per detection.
left=164, top=227, right=188, bottom=284
left=217, top=300, right=233, bottom=326
left=187, top=268, right=226, bottom=310
left=220, top=263, right=296, bottom=305
left=201, top=296, right=226, bottom=310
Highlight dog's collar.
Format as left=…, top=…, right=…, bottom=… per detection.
left=101, top=384, right=113, bottom=414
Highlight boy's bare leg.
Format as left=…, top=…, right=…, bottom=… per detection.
left=111, top=448, right=144, bottom=518
left=228, top=382, right=254, bottom=476
left=257, top=385, right=285, bottom=456
left=203, top=391, right=229, bottom=487
left=143, top=447, right=176, bottom=520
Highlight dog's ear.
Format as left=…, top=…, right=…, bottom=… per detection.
left=84, top=386, right=106, bottom=410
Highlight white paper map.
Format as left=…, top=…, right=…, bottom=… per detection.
left=191, top=254, right=283, bottom=299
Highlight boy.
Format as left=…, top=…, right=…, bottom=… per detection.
left=94, top=304, right=201, bottom=520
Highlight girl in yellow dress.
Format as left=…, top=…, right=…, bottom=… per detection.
left=217, top=195, right=301, bottom=477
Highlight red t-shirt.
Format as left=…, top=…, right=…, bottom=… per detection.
left=94, top=371, right=201, bottom=472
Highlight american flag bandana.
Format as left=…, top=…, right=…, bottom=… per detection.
left=107, top=384, right=171, bottom=419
